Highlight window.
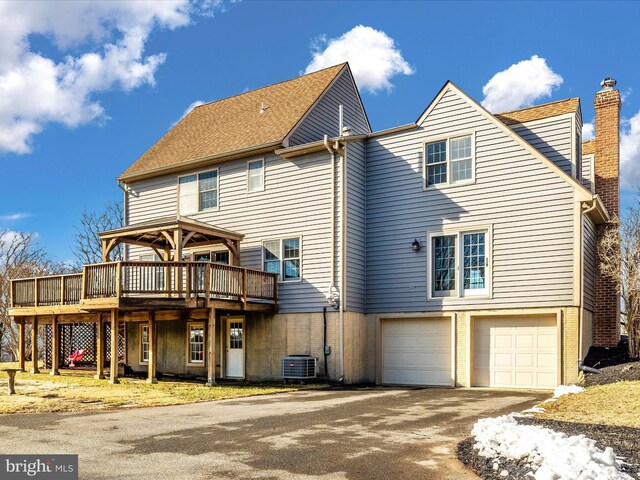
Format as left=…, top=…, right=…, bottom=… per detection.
left=429, top=229, right=489, bottom=298
left=140, top=325, right=150, bottom=364
left=262, top=237, right=301, bottom=282
left=187, top=323, right=205, bottom=366
left=178, top=169, right=218, bottom=214
left=247, top=159, right=264, bottom=192
left=424, top=134, right=474, bottom=188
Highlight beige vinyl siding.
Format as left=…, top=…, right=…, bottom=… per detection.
left=512, top=117, right=573, bottom=175
left=365, top=87, right=577, bottom=313
left=127, top=150, right=340, bottom=313
left=288, top=70, right=370, bottom=146
left=582, top=154, right=594, bottom=192
left=345, top=140, right=366, bottom=312
left=583, top=215, right=596, bottom=312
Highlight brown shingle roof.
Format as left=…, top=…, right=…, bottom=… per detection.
left=494, top=98, right=580, bottom=126
left=120, top=63, right=347, bottom=180
left=582, top=139, right=595, bottom=155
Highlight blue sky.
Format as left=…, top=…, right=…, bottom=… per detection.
left=1, top=0, right=639, bottom=261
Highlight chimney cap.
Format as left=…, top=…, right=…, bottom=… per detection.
left=600, top=77, right=617, bottom=90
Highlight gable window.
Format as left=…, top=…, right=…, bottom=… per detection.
left=262, top=237, right=301, bottom=282
left=429, top=228, right=489, bottom=299
left=424, top=134, right=475, bottom=188
left=140, top=325, right=150, bottom=364
left=178, top=169, right=218, bottom=214
left=247, top=159, right=264, bottom=192
left=187, top=323, right=205, bottom=366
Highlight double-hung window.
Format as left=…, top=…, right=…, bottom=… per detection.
left=247, top=159, right=264, bottom=192
left=187, top=323, right=205, bottom=366
left=430, top=229, right=489, bottom=298
left=140, top=325, right=150, bottom=364
left=425, top=134, right=474, bottom=188
left=178, top=169, right=219, bottom=214
left=262, top=237, right=301, bottom=282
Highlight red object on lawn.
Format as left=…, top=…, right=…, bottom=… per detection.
left=68, top=349, right=86, bottom=367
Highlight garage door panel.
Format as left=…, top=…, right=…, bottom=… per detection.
left=473, top=316, right=557, bottom=389
left=383, top=318, right=452, bottom=386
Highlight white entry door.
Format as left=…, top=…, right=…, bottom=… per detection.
left=225, top=317, right=244, bottom=378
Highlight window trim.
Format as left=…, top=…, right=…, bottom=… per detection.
left=177, top=167, right=220, bottom=214
left=246, top=158, right=265, bottom=193
left=422, top=132, right=476, bottom=190
left=186, top=322, right=206, bottom=367
left=426, top=224, right=492, bottom=301
left=139, top=324, right=149, bottom=365
left=261, top=235, right=303, bottom=283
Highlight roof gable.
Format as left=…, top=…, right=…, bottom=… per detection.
left=417, top=82, right=591, bottom=201
left=120, top=64, right=347, bottom=180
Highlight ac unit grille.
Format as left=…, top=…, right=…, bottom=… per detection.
left=281, top=355, right=317, bottom=379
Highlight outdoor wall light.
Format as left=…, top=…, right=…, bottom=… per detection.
left=412, top=239, right=421, bottom=252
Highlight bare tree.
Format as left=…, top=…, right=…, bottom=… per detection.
left=0, top=230, right=58, bottom=359
left=598, top=209, right=640, bottom=358
left=72, top=201, right=124, bottom=267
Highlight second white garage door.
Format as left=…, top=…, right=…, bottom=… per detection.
left=382, top=318, right=452, bottom=386
left=473, top=316, right=558, bottom=389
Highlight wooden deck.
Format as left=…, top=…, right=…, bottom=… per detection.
left=10, top=261, right=278, bottom=316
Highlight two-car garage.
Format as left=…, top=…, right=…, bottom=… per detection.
left=381, top=314, right=559, bottom=389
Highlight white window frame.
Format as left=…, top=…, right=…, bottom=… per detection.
left=423, top=132, right=476, bottom=190
left=247, top=158, right=265, bottom=193
left=177, top=168, right=220, bottom=214
left=261, top=236, right=302, bottom=283
left=427, top=225, right=492, bottom=300
left=140, top=324, right=149, bottom=365
left=186, top=322, right=206, bottom=367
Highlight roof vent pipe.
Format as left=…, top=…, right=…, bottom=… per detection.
left=260, top=102, right=265, bottom=114
left=600, top=77, right=617, bottom=90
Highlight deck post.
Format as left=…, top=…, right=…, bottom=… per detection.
left=164, top=247, right=171, bottom=298
left=95, top=314, right=105, bottom=379
left=108, top=309, right=119, bottom=384
left=147, top=312, right=158, bottom=384
left=30, top=316, right=40, bottom=374
left=50, top=315, right=60, bottom=375
left=18, top=321, right=25, bottom=372
left=206, top=307, right=216, bottom=386
left=174, top=228, right=183, bottom=296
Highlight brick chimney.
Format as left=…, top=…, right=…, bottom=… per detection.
left=593, top=77, right=621, bottom=346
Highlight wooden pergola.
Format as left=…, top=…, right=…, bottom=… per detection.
left=99, top=216, right=244, bottom=264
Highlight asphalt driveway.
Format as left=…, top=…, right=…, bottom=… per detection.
left=0, top=386, right=547, bottom=479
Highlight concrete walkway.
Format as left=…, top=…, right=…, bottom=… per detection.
left=0, top=386, right=547, bottom=479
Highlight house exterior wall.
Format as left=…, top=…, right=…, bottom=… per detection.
left=583, top=214, right=597, bottom=313
left=365, top=87, right=577, bottom=314
left=345, top=140, right=367, bottom=313
left=288, top=69, right=370, bottom=146
left=126, top=149, right=341, bottom=313
left=582, top=154, right=594, bottom=192
left=511, top=116, right=574, bottom=176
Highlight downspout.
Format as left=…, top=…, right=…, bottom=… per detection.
left=324, top=135, right=337, bottom=304
left=339, top=141, right=347, bottom=382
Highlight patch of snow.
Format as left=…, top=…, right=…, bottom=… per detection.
left=553, top=384, right=585, bottom=398
left=521, top=407, right=546, bottom=414
left=472, top=414, right=632, bottom=480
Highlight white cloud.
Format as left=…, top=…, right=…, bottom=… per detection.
left=0, top=213, right=31, bottom=221
left=621, top=111, right=640, bottom=190
left=0, top=1, right=225, bottom=155
left=481, top=55, right=563, bottom=113
left=583, top=122, right=594, bottom=141
left=304, top=25, right=414, bottom=94
left=173, top=100, right=205, bottom=126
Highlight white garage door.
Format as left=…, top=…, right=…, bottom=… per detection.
left=473, top=316, right=557, bottom=389
left=382, top=318, right=452, bottom=386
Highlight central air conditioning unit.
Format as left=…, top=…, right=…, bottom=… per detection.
left=281, top=355, right=317, bottom=383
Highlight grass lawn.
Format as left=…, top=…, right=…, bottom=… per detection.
left=538, top=381, right=640, bottom=428
left=0, top=362, right=324, bottom=414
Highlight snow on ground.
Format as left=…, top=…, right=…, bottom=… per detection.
left=472, top=414, right=632, bottom=480
left=553, top=385, right=585, bottom=398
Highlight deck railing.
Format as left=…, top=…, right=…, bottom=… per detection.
left=10, top=262, right=277, bottom=308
